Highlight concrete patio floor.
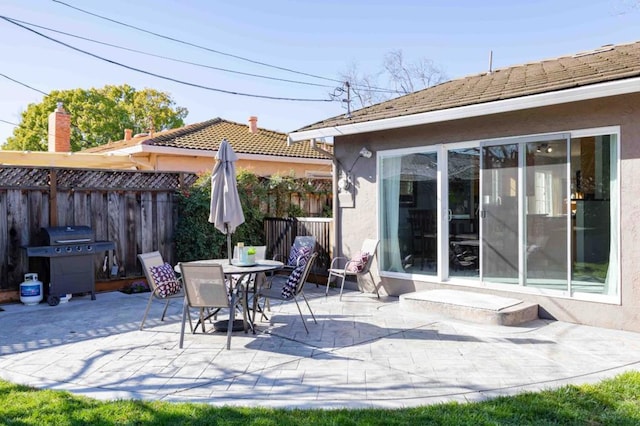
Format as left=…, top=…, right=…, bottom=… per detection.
left=1, top=286, right=639, bottom=409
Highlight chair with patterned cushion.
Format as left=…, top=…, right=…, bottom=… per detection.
left=138, top=251, right=184, bottom=330
left=326, top=239, right=379, bottom=300
left=274, top=235, right=316, bottom=273
left=253, top=252, right=318, bottom=333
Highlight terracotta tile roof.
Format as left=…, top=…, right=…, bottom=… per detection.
left=84, top=118, right=330, bottom=159
left=297, top=41, right=640, bottom=132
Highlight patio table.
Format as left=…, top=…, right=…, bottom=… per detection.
left=175, top=259, right=283, bottom=339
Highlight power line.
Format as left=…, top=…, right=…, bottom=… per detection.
left=0, top=72, right=48, bottom=96
left=52, top=0, right=344, bottom=84
left=51, top=0, right=398, bottom=95
left=9, top=17, right=338, bottom=90
left=1, top=16, right=334, bottom=102
left=0, top=118, right=19, bottom=126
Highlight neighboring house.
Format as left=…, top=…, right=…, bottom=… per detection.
left=289, top=40, right=640, bottom=332
left=83, top=116, right=332, bottom=177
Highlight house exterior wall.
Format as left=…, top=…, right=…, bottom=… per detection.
left=134, top=153, right=331, bottom=177
left=334, top=92, right=640, bottom=332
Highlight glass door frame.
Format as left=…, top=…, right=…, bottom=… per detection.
left=442, top=141, right=480, bottom=283
left=477, top=133, right=571, bottom=288
left=376, top=144, right=443, bottom=280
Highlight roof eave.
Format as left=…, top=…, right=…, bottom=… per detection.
left=97, top=144, right=331, bottom=164
left=288, top=76, right=640, bottom=143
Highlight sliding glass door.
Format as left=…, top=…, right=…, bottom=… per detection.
left=448, top=148, right=480, bottom=278
left=378, top=128, right=618, bottom=299
left=379, top=149, right=438, bottom=276
left=480, top=143, right=520, bottom=285
left=524, top=138, right=569, bottom=290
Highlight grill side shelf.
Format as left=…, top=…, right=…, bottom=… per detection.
left=93, top=241, right=116, bottom=251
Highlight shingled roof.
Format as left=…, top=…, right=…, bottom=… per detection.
left=295, top=40, right=640, bottom=133
left=84, top=118, right=330, bottom=159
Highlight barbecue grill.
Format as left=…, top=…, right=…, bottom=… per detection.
left=26, top=226, right=115, bottom=306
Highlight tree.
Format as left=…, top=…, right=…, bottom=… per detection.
left=3, top=84, right=188, bottom=151
left=338, top=49, right=447, bottom=109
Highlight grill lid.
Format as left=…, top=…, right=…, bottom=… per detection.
left=41, top=226, right=95, bottom=245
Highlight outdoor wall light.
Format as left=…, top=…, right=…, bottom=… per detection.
left=359, top=147, right=373, bottom=158
left=338, top=146, right=374, bottom=194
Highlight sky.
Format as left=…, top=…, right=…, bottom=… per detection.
left=1, top=0, right=639, bottom=145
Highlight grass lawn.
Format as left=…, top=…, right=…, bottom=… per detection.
left=1, top=371, right=639, bottom=425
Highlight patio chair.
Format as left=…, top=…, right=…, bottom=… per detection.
left=253, top=252, right=318, bottom=333
left=326, top=239, right=379, bottom=300
left=273, top=235, right=317, bottom=289
left=178, top=262, right=246, bottom=350
left=138, top=251, right=184, bottom=330
left=274, top=235, right=316, bottom=273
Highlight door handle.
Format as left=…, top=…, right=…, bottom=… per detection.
left=448, top=209, right=452, bottom=222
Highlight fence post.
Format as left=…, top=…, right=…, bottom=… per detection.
left=49, top=169, right=58, bottom=226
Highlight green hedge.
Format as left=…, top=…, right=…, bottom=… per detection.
left=175, top=170, right=331, bottom=262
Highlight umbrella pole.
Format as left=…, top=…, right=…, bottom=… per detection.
left=226, top=224, right=232, bottom=263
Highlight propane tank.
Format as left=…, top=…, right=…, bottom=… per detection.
left=20, top=273, right=43, bottom=305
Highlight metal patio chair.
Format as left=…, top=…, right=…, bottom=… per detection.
left=274, top=235, right=316, bottom=273
left=326, top=239, right=379, bottom=300
left=178, top=262, right=246, bottom=350
left=138, top=251, right=184, bottom=330
left=253, top=252, right=318, bottom=333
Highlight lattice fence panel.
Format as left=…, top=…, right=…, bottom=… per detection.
left=55, top=169, right=197, bottom=191
left=0, top=167, right=50, bottom=188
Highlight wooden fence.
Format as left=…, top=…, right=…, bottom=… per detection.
left=0, top=165, right=333, bottom=298
left=0, top=166, right=197, bottom=294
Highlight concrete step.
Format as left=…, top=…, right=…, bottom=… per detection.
left=399, top=289, right=538, bottom=326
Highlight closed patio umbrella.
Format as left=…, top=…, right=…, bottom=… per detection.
left=209, top=139, right=245, bottom=262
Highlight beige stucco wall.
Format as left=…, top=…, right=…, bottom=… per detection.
left=136, top=153, right=331, bottom=178
left=334, top=92, right=640, bottom=332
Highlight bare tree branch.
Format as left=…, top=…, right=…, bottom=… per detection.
left=338, top=49, right=447, bottom=108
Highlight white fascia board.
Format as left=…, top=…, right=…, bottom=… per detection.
left=102, top=145, right=330, bottom=165
left=115, top=145, right=215, bottom=156
left=257, top=156, right=330, bottom=165
left=288, top=77, right=640, bottom=142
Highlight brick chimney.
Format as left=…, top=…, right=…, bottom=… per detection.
left=48, top=102, right=71, bottom=152
left=248, top=116, right=258, bottom=133
left=124, top=129, right=132, bottom=141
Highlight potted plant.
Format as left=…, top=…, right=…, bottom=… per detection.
left=247, top=247, right=256, bottom=264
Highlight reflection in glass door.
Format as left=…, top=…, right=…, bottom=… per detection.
left=448, top=148, right=480, bottom=278
left=481, top=144, right=520, bottom=284
left=524, top=139, right=568, bottom=290
left=379, top=151, right=438, bottom=276
left=403, top=152, right=438, bottom=276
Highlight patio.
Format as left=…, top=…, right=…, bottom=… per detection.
left=1, top=286, right=639, bottom=409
